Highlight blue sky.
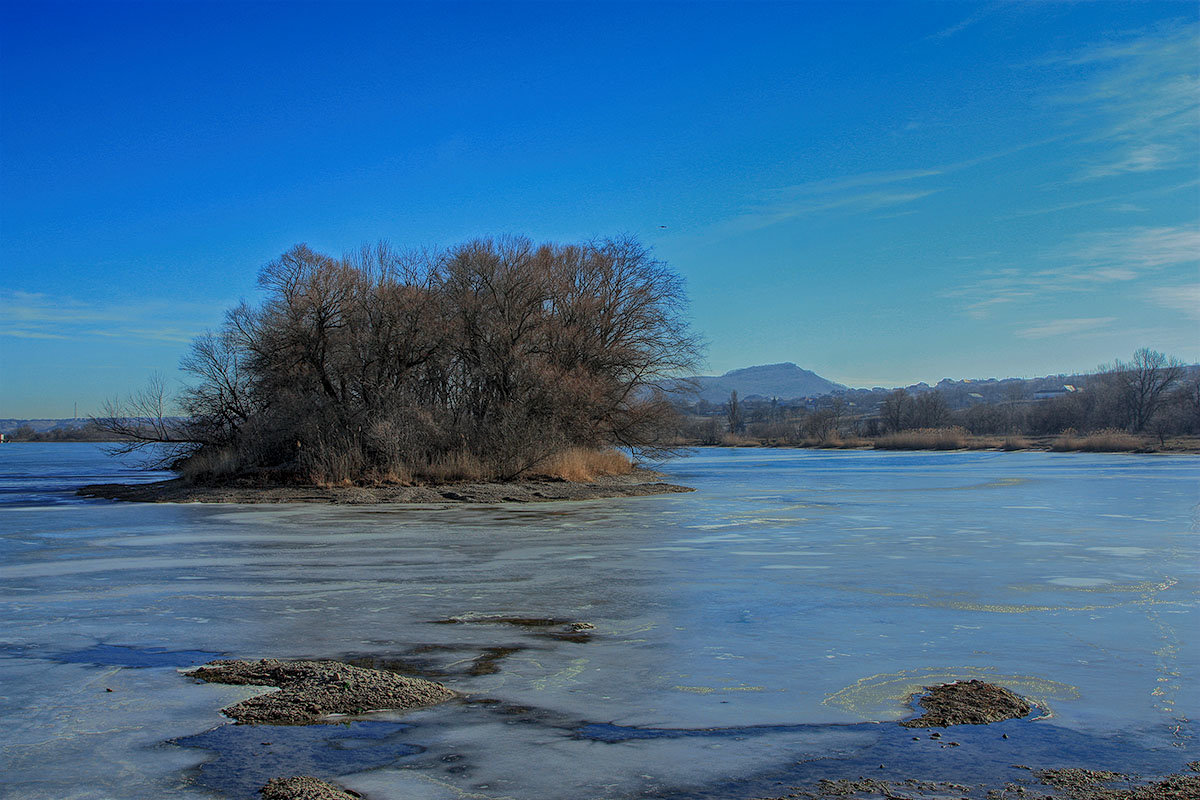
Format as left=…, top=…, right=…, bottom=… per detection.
left=2, top=0, right=1197, bottom=417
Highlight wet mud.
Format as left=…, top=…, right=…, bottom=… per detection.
left=170, top=696, right=1198, bottom=800
left=76, top=468, right=692, bottom=505
left=170, top=648, right=1192, bottom=799
left=3, top=641, right=223, bottom=669
left=430, top=615, right=597, bottom=642
left=170, top=719, right=420, bottom=799
left=752, top=771, right=1200, bottom=800
left=901, top=680, right=1032, bottom=728
left=189, top=659, right=455, bottom=724
left=260, top=775, right=361, bottom=800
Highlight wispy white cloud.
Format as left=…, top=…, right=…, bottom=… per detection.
left=963, top=293, right=1033, bottom=320
left=925, top=3, right=1005, bottom=42
left=1146, top=284, right=1200, bottom=319
left=1064, top=226, right=1200, bottom=273
left=998, top=178, right=1197, bottom=220
left=1016, top=317, right=1117, bottom=340
left=0, top=328, right=73, bottom=340
left=1041, top=21, right=1200, bottom=181
left=3, top=290, right=129, bottom=324
left=0, top=290, right=216, bottom=344
left=709, top=169, right=942, bottom=237
left=948, top=225, right=1200, bottom=316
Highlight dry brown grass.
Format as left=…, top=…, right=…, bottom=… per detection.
left=370, top=466, right=414, bottom=486
left=874, top=427, right=969, bottom=451
left=533, top=447, right=633, bottom=482
left=720, top=433, right=761, bottom=447
left=421, top=449, right=490, bottom=482
left=1001, top=435, right=1031, bottom=451
left=1050, top=428, right=1143, bottom=452
left=179, top=447, right=239, bottom=482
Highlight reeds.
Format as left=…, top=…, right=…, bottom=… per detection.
left=532, top=447, right=633, bottom=482
left=720, top=433, right=761, bottom=447
left=873, top=427, right=969, bottom=451
left=1050, top=428, right=1143, bottom=452
left=178, top=447, right=239, bottom=482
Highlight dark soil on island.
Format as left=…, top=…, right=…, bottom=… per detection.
left=260, top=776, right=361, bottom=800
left=77, top=468, right=692, bottom=505
left=901, top=679, right=1032, bottom=728
left=189, top=658, right=456, bottom=724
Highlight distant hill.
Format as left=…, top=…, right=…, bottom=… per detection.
left=0, top=418, right=87, bottom=435
left=681, top=363, right=846, bottom=404
left=0, top=417, right=183, bottom=437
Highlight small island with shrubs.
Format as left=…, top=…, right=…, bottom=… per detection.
left=81, top=235, right=701, bottom=504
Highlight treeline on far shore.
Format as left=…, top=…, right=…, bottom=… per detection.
left=678, top=348, right=1200, bottom=454
left=4, top=422, right=127, bottom=443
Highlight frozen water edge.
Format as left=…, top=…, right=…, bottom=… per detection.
left=0, top=444, right=1197, bottom=798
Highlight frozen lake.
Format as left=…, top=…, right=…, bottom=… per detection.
left=1, top=443, right=1197, bottom=799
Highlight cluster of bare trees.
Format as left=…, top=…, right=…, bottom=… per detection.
left=100, top=236, right=700, bottom=483
left=879, top=389, right=951, bottom=433
left=1022, top=349, right=1194, bottom=440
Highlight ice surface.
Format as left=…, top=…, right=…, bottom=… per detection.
left=1, top=444, right=1197, bottom=798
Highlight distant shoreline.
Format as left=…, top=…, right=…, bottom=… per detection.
left=76, top=468, right=694, bottom=505
left=683, top=432, right=1200, bottom=455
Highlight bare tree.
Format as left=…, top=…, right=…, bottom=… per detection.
left=880, top=388, right=910, bottom=432
left=1096, top=348, right=1185, bottom=432
left=727, top=390, right=743, bottom=434
left=911, top=390, right=950, bottom=429
left=93, top=373, right=196, bottom=467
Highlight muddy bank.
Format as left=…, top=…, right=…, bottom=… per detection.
left=260, top=776, right=360, bottom=800
left=78, top=468, right=692, bottom=504
left=431, top=615, right=596, bottom=642
left=901, top=680, right=1031, bottom=727
left=189, top=659, right=455, bottom=724
left=754, top=771, right=1200, bottom=799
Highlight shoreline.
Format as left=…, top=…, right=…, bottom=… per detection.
left=681, top=434, right=1200, bottom=455
left=76, top=467, right=694, bottom=505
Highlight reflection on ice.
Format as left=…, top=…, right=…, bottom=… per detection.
left=1, top=445, right=1197, bottom=798
left=170, top=720, right=421, bottom=799
left=1047, top=577, right=1112, bottom=587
